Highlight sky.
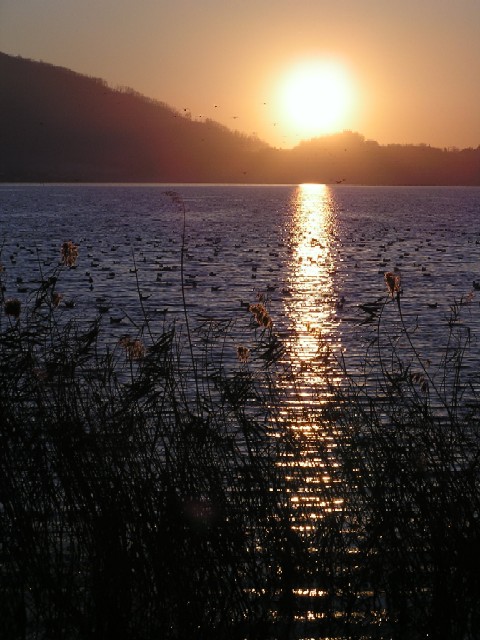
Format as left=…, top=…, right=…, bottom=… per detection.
left=1, top=0, right=479, bottom=150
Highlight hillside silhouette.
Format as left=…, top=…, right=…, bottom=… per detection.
left=1, top=52, right=479, bottom=184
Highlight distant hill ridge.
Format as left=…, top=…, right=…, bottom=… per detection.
left=1, top=52, right=479, bottom=184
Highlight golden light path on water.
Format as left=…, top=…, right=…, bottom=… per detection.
left=286, top=183, right=340, bottom=365
left=279, top=185, right=347, bottom=625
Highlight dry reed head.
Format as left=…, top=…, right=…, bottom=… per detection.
left=32, top=368, right=49, bottom=382
left=164, top=190, right=183, bottom=206
left=119, top=335, right=146, bottom=360
left=248, top=302, right=273, bottom=329
left=4, top=298, right=21, bottom=319
left=384, top=271, right=401, bottom=298
left=52, top=292, right=63, bottom=308
left=236, top=345, right=250, bottom=363
left=410, top=371, right=429, bottom=394
left=61, top=241, right=79, bottom=268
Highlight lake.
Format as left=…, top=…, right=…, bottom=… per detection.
left=2, top=183, right=480, bottom=637
left=1, top=183, right=480, bottom=367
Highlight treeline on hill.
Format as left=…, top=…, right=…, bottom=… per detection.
left=1, top=52, right=480, bottom=185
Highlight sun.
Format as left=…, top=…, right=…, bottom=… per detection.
left=279, top=60, right=353, bottom=139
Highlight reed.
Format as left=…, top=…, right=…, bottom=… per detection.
left=0, top=247, right=300, bottom=640
left=306, top=283, right=480, bottom=639
left=1, top=244, right=479, bottom=640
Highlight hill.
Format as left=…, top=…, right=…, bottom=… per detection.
left=0, top=52, right=269, bottom=183
left=1, top=52, right=479, bottom=184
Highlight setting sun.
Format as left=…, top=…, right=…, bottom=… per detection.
left=279, top=60, right=353, bottom=140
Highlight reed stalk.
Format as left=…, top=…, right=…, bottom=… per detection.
left=1, top=247, right=479, bottom=640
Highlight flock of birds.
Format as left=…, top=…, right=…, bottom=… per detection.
left=176, top=101, right=295, bottom=146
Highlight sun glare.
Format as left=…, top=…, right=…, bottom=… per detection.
left=279, top=60, right=353, bottom=140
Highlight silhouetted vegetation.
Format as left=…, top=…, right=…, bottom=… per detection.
left=1, top=234, right=480, bottom=639
left=1, top=52, right=479, bottom=184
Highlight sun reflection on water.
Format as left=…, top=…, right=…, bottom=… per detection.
left=274, top=184, right=349, bottom=627
left=285, top=183, right=341, bottom=367
left=280, top=184, right=344, bottom=531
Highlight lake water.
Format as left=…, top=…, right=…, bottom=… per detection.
left=1, top=184, right=480, bottom=367
left=2, top=183, right=480, bottom=457
left=2, top=183, right=480, bottom=636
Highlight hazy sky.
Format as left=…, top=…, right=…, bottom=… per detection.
left=1, top=0, right=479, bottom=149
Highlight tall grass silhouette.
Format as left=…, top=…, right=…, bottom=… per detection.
left=1, top=232, right=480, bottom=640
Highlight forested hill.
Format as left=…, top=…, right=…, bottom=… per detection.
left=0, top=52, right=270, bottom=183
left=1, top=52, right=479, bottom=185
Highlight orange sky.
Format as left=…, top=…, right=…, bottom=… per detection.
left=1, top=0, right=479, bottom=149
